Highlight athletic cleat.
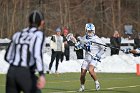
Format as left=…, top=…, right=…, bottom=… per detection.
left=95, top=83, right=100, bottom=91
left=78, top=87, right=84, bottom=92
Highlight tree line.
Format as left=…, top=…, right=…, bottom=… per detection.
left=0, top=0, right=140, bottom=38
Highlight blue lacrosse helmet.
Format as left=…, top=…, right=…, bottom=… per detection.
left=85, top=23, right=95, bottom=38
left=85, top=23, right=95, bottom=33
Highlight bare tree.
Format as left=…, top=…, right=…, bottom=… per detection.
left=0, top=0, right=140, bottom=38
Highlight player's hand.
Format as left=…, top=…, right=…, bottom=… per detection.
left=75, top=42, right=81, bottom=50
left=37, top=75, right=46, bottom=89
left=104, top=47, right=107, bottom=51
left=93, top=54, right=101, bottom=62
left=122, top=48, right=131, bottom=54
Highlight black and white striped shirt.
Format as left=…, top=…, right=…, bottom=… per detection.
left=5, top=27, right=45, bottom=75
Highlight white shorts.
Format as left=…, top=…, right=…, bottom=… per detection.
left=81, top=59, right=97, bottom=70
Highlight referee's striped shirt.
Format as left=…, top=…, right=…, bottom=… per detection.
left=5, top=27, right=45, bottom=75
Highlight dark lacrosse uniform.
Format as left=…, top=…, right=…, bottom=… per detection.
left=5, top=27, right=45, bottom=93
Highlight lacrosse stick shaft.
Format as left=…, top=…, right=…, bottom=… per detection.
left=91, top=41, right=124, bottom=51
left=80, top=45, right=101, bottom=62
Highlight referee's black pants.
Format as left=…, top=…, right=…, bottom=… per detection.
left=6, top=65, right=41, bottom=93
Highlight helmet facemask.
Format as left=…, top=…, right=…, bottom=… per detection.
left=86, top=30, right=94, bottom=37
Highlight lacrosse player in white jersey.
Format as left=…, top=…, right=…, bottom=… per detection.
left=76, top=23, right=106, bottom=92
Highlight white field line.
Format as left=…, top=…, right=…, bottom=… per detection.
left=46, top=77, right=140, bottom=84
left=0, top=84, right=140, bottom=93
left=0, top=77, right=140, bottom=93
left=0, top=85, right=5, bottom=87
left=106, top=85, right=140, bottom=89
left=0, top=83, right=140, bottom=93
left=50, top=85, right=140, bottom=93
left=0, top=77, right=139, bottom=86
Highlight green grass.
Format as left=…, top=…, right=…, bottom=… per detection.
left=0, top=73, right=140, bottom=93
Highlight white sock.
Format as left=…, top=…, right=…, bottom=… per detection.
left=81, top=85, right=85, bottom=89
left=95, top=80, right=99, bottom=84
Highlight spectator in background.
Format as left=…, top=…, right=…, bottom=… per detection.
left=110, top=31, right=121, bottom=55
left=74, top=33, right=83, bottom=59
left=61, top=27, right=70, bottom=62
left=47, top=27, right=64, bottom=74
left=133, top=32, right=140, bottom=56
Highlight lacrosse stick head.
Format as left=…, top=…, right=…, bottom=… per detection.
left=66, top=33, right=77, bottom=43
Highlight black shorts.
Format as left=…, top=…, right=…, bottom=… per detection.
left=6, top=65, right=41, bottom=93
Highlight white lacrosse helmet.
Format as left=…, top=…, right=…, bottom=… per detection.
left=85, top=23, right=95, bottom=33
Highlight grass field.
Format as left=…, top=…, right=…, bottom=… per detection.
left=0, top=73, right=140, bottom=93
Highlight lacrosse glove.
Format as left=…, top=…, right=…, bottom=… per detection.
left=122, top=48, right=131, bottom=54
left=92, top=54, right=101, bottom=62
left=74, top=42, right=81, bottom=50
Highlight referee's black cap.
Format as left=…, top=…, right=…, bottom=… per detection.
left=29, top=10, right=44, bottom=27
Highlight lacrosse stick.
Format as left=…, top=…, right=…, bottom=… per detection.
left=66, top=33, right=77, bottom=43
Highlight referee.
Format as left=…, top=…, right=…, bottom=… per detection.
left=4, top=10, right=46, bottom=93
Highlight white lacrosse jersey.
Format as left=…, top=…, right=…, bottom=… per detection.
left=81, top=34, right=106, bottom=61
